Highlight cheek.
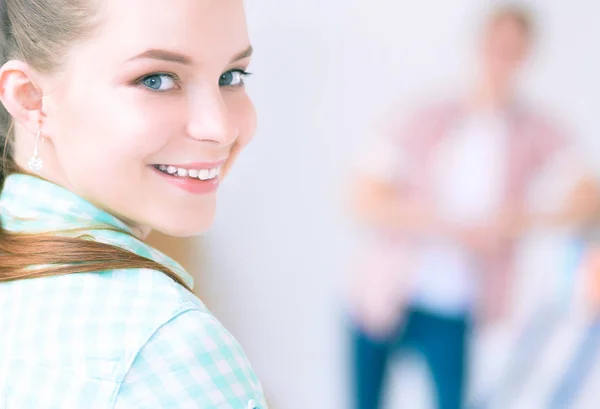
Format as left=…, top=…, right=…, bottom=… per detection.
left=219, top=92, right=256, bottom=179
left=48, top=84, right=186, bottom=172
left=228, top=92, right=257, bottom=149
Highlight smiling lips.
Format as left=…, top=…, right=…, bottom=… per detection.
left=153, top=162, right=224, bottom=194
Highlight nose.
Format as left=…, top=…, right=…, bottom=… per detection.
left=186, top=85, right=238, bottom=146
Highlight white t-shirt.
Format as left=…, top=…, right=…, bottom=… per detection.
left=410, top=112, right=509, bottom=315
left=355, top=111, right=510, bottom=316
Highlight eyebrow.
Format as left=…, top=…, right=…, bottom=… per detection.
left=127, top=45, right=254, bottom=66
left=230, top=45, right=253, bottom=63
left=128, top=49, right=193, bottom=65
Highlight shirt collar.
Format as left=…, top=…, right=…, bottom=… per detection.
left=0, top=173, right=194, bottom=289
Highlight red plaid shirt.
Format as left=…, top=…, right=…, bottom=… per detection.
left=350, top=98, right=569, bottom=331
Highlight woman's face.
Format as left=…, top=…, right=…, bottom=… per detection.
left=38, top=0, right=256, bottom=237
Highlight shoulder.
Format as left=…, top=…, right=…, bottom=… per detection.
left=513, top=102, right=569, bottom=137
left=379, top=97, right=464, bottom=145
left=98, top=266, right=206, bottom=312
left=81, top=267, right=209, bottom=353
left=0, top=268, right=207, bottom=381
left=114, top=309, right=267, bottom=409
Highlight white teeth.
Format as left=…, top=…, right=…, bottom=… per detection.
left=158, top=165, right=221, bottom=180
left=199, top=169, right=211, bottom=180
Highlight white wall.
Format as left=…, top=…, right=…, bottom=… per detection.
left=199, top=1, right=600, bottom=408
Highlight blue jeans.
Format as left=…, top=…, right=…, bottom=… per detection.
left=351, top=307, right=470, bottom=409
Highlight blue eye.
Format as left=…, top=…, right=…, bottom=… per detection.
left=139, top=73, right=178, bottom=91
left=219, top=70, right=249, bottom=87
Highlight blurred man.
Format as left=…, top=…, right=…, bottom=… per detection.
left=346, top=5, right=599, bottom=409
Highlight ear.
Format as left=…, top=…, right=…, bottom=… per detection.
left=0, top=60, right=44, bottom=135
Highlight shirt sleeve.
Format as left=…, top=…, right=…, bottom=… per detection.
left=525, top=118, right=591, bottom=215
left=113, top=310, right=266, bottom=409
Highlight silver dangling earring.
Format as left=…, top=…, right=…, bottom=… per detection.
left=28, top=130, right=45, bottom=172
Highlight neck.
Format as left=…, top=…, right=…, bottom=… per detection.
left=470, top=74, right=514, bottom=112
left=124, top=221, right=151, bottom=240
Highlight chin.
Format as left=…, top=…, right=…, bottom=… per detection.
left=155, top=224, right=212, bottom=238
left=150, top=212, right=216, bottom=238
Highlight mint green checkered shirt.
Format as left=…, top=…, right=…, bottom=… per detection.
left=0, top=174, right=267, bottom=409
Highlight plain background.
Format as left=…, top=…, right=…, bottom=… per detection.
left=192, top=1, right=600, bottom=408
